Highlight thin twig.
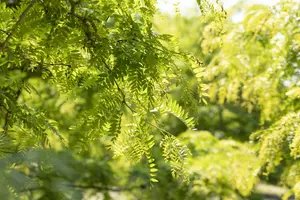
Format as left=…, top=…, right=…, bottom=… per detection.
left=0, top=29, right=9, bottom=35
left=66, top=183, right=145, bottom=192
left=145, top=115, right=175, bottom=137
left=100, top=57, right=136, bottom=113
left=1, top=0, right=36, bottom=50
left=41, top=62, right=72, bottom=68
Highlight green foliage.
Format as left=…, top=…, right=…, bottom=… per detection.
left=157, top=99, right=196, bottom=129
left=202, top=1, right=300, bottom=123
left=181, top=131, right=259, bottom=199
left=160, top=135, right=190, bottom=182
left=252, top=112, right=300, bottom=173
left=1, top=0, right=300, bottom=199
left=0, top=148, right=117, bottom=200
left=0, top=0, right=208, bottom=198
left=154, top=0, right=300, bottom=198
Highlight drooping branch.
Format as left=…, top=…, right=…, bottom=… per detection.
left=66, top=0, right=139, bottom=115
left=66, top=0, right=142, bottom=114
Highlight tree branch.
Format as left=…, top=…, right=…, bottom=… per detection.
left=40, top=62, right=72, bottom=68
left=67, top=0, right=135, bottom=113
left=66, top=183, right=146, bottom=192
left=21, top=183, right=146, bottom=193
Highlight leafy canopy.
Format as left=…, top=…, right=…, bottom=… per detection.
left=0, top=0, right=202, bottom=198
left=0, top=0, right=300, bottom=199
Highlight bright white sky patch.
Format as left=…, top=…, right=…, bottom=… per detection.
left=157, top=0, right=282, bottom=17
